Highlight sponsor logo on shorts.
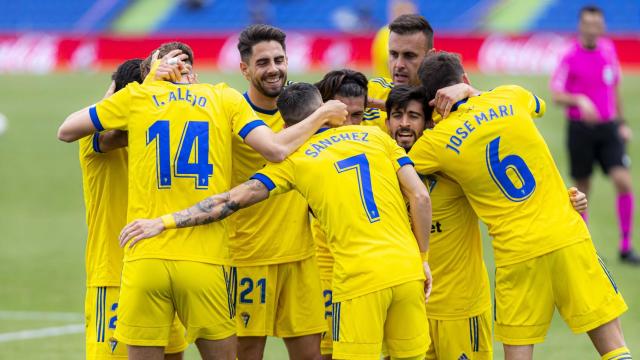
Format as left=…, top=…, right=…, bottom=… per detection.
left=241, top=312, right=251, bottom=328
left=458, top=354, right=469, bottom=360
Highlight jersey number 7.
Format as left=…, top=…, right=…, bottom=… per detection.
left=335, top=153, right=380, bottom=223
left=147, top=120, right=213, bottom=189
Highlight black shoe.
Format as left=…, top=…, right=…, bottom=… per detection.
left=620, top=249, right=640, bottom=265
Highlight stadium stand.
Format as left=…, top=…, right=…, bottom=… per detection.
left=532, top=0, right=640, bottom=32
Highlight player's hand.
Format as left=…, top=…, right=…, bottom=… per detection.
left=103, top=80, right=116, bottom=99
left=568, top=187, right=588, bottom=213
left=576, top=95, right=599, bottom=123
left=119, top=218, right=165, bottom=248
left=423, top=261, right=432, bottom=303
left=367, top=97, right=386, bottom=111
left=429, top=83, right=478, bottom=119
left=320, top=100, right=348, bottom=127
left=154, top=50, right=189, bottom=82
left=619, top=123, right=632, bottom=143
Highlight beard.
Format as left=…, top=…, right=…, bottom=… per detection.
left=252, top=71, right=287, bottom=98
left=393, top=128, right=418, bottom=150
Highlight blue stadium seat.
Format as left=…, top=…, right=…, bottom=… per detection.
left=3, top=0, right=127, bottom=32
left=532, top=0, right=640, bottom=32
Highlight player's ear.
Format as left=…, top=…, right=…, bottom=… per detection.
left=239, top=61, right=250, bottom=80
left=462, top=73, right=471, bottom=85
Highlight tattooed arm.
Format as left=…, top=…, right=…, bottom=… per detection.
left=119, top=179, right=270, bottom=248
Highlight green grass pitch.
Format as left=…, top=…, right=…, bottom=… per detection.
left=0, top=70, right=638, bottom=359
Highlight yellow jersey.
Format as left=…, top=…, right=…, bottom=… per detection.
left=364, top=77, right=393, bottom=132
left=227, top=93, right=314, bottom=266
left=371, top=25, right=391, bottom=79
left=79, top=133, right=128, bottom=287
left=254, top=125, right=424, bottom=302
left=424, top=174, right=491, bottom=320
left=91, top=81, right=260, bottom=264
left=310, top=214, right=333, bottom=281
left=409, top=85, right=590, bottom=267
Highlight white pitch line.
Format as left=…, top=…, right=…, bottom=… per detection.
left=0, top=310, right=83, bottom=322
left=0, top=324, right=84, bottom=343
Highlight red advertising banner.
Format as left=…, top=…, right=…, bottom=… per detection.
left=1, top=32, right=640, bottom=74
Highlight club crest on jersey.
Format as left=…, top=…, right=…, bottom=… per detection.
left=241, top=312, right=251, bottom=328
left=109, top=338, right=119, bottom=353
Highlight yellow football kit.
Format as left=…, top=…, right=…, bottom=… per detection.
left=85, top=286, right=188, bottom=358
left=228, top=94, right=324, bottom=338
left=311, top=215, right=334, bottom=355
left=90, top=80, right=261, bottom=345
left=372, top=25, right=391, bottom=79
left=409, top=85, right=627, bottom=344
left=423, top=174, right=492, bottom=360
left=80, top=134, right=187, bottom=358
left=364, top=77, right=393, bottom=131
left=253, top=125, right=428, bottom=359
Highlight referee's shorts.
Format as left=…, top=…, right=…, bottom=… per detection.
left=567, top=120, right=629, bottom=179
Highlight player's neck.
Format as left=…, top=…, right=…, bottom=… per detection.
left=247, top=87, right=278, bottom=112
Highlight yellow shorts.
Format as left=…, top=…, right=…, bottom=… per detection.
left=114, top=259, right=236, bottom=346
left=320, top=278, right=333, bottom=355
left=235, top=256, right=326, bottom=337
left=495, top=240, right=628, bottom=345
left=333, top=280, right=429, bottom=360
left=85, top=286, right=187, bottom=358
left=425, top=308, right=492, bottom=360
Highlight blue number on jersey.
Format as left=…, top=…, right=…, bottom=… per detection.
left=147, top=120, right=213, bottom=189
left=335, top=153, right=380, bottom=223
left=239, top=277, right=266, bottom=304
left=174, top=121, right=213, bottom=188
left=147, top=120, right=171, bottom=188
left=485, top=136, right=536, bottom=201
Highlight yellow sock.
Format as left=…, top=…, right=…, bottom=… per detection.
left=601, top=346, right=632, bottom=360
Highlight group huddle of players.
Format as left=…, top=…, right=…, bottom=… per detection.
left=57, top=13, right=633, bottom=360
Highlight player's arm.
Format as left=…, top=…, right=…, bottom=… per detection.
left=95, top=130, right=128, bottom=153
left=58, top=81, right=129, bottom=142
left=243, top=100, right=346, bottom=162
left=119, top=179, right=271, bottom=248
left=397, top=165, right=432, bottom=254
left=429, top=82, right=481, bottom=119
left=367, top=97, right=387, bottom=111
left=397, top=164, right=433, bottom=299
left=57, top=105, right=99, bottom=142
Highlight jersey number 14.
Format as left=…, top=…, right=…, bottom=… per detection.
left=146, top=120, right=213, bottom=189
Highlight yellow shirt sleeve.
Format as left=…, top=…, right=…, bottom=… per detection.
left=92, top=84, right=135, bottom=131
left=252, top=159, right=296, bottom=196
left=221, top=86, right=265, bottom=139
left=408, top=131, right=440, bottom=175
left=500, top=85, right=547, bottom=118
left=383, top=132, right=414, bottom=171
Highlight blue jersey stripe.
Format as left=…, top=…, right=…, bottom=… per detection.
left=238, top=120, right=267, bottom=139
left=92, top=132, right=103, bottom=153
left=251, top=173, right=276, bottom=191
left=397, top=156, right=414, bottom=167
left=89, top=106, right=105, bottom=131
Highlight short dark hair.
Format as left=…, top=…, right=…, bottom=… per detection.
left=112, top=59, right=143, bottom=92
left=237, top=24, right=287, bottom=63
left=314, top=69, right=368, bottom=107
left=389, top=14, right=434, bottom=49
left=580, top=5, right=604, bottom=19
left=385, top=85, right=430, bottom=118
left=140, top=41, right=195, bottom=79
left=277, top=83, right=323, bottom=126
left=418, top=51, right=465, bottom=102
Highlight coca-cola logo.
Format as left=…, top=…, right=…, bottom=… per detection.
left=0, top=34, right=58, bottom=73
left=478, top=33, right=572, bottom=75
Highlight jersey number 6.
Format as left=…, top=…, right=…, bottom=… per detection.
left=485, top=136, right=536, bottom=202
